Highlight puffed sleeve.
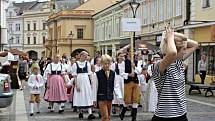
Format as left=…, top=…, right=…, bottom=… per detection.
left=120, top=62, right=128, bottom=80
left=38, top=74, right=44, bottom=87
left=61, top=64, right=66, bottom=74
left=28, top=75, right=34, bottom=88
left=45, top=63, right=51, bottom=74
left=91, top=72, right=98, bottom=101
left=114, top=74, right=122, bottom=99
left=72, top=62, right=77, bottom=76
left=87, top=61, right=92, bottom=75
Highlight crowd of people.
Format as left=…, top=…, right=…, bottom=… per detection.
left=15, top=27, right=198, bottom=121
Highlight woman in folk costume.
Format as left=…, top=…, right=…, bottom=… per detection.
left=44, top=55, right=68, bottom=113
left=72, top=51, right=96, bottom=120
left=110, top=52, right=127, bottom=114
left=28, top=64, right=45, bottom=116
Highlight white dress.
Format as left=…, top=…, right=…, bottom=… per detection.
left=110, top=61, right=128, bottom=104
left=72, top=61, right=93, bottom=107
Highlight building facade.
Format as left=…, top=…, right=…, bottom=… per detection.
left=186, top=0, right=215, bottom=84
left=22, top=2, right=50, bottom=59
left=93, top=0, right=186, bottom=57
left=45, top=0, right=116, bottom=58
left=1, top=0, right=9, bottom=51
left=5, top=2, right=36, bottom=51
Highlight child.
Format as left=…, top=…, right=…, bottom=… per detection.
left=92, top=54, right=122, bottom=121
left=138, top=67, right=149, bottom=106
left=28, top=64, right=45, bottom=116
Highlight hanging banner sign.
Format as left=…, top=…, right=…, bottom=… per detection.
left=121, top=18, right=141, bottom=32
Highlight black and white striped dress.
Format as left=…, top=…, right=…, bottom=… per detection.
left=152, top=59, right=187, bottom=118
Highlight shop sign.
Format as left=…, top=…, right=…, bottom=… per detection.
left=121, top=18, right=141, bottom=32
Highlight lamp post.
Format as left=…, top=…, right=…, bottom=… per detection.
left=128, top=0, right=140, bottom=71
left=129, top=0, right=140, bottom=49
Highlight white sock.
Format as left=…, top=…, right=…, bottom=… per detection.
left=36, top=103, right=40, bottom=112
left=61, top=103, right=65, bottom=107
left=58, top=103, right=62, bottom=110
left=132, top=103, right=138, bottom=108
left=30, top=103, right=34, bottom=113
left=88, top=108, right=92, bottom=115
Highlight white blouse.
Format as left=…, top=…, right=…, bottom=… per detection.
left=72, top=61, right=92, bottom=76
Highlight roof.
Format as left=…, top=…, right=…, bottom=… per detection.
left=14, top=1, right=37, bottom=15
left=55, top=0, right=81, bottom=11
left=75, top=0, right=117, bottom=14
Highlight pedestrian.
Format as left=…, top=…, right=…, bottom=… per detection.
left=72, top=51, right=96, bottom=120
left=119, top=49, right=140, bottom=121
left=44, top=55, right=68, bottom=113
left=151, top=27, right=198, bottom=121
left=17, top=56, right=29, bottom=90
left=138, top=67, right=148, bottom=108
left=198, top=54, right=207, bottom=84
left=110, top=52, right=127, bottom=114
left=28, top=64, right=45, bottom=116
left=92, top=54, right=122, bottom=121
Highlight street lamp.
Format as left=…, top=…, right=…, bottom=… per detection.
left=129, top=0, right=140, bottom=51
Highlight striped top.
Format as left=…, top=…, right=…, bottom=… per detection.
left=152, top=59, right=187, bottom=118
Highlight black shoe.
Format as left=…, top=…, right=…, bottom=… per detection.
left=131, top=108, right=137, bottom=121
left=50, top=110, right=54, bottom=112
left=73, top=107, right=77, bottom=112
left=119, top=107, right=127, bottom=120
left=112, top=108, right=116, bottom=114
left=58, top=110, right=64, bottom=114
left=79, top=113, right=83, bottom=119
left=30, top=113, right=33, bottom=116
left=37, top=112, right=40, bottom=114
left=88, top=114, right=96, bottom=120
left=61, top=106, right=65, bottom=109
left=48, top=106, right=51, bottom=109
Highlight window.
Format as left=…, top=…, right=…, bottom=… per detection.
left=167, top=0, right=173, bottom=19
left=28, top=37, right=30, bottom=44
left=175, top=0, right=182, bottom=16
left=33, top=23, right=36, bottom=30
left=16, top=36, right=20, bottom=44
left=16, top=24, right=20, bottom=31
left=77, top=28, right=83, bottom=39
left=43, top=23, right=46, bottom=30
left=115, top=18, right=120, bottom=37
left=9, top=24, right=13, bottom=32
left=159, top=0, right=164, bottom=21
left=143, top=3, right=148, bottom=25
left=9, top=11, right=12, bottom=18
left=34, top=37, right=36, bottom=44
left=43, top=36, right=46, bottom=44
left=151, top=0, right=157, bottom=23
left=202, top=0, right=211, bottom=8
left=27, top=23, right=30, bottom=31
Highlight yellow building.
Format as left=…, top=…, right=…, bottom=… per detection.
left=45, top=0, right=116, bottom=58
left=185, top=0, right=215, bottom=84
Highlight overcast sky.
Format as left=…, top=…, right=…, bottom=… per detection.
left=13, top=0, right=49, bottom=3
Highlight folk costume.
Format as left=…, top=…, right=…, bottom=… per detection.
left=92, top=69, right=122, bottom=121
left=110, top=61, right=127, bottom=105
left=44, top=62, right=68, bottom=113
left=72, top=61, right=95, bottom=119
left=119, top=58, right=140, bottom=121
left=28, top=66, right=44, bottom=116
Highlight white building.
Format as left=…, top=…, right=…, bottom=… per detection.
left=5, top=1, right=37, bottom=51
left=22, top=1, right=50, bottom=59
left=1, top=0, right=9, bottom=51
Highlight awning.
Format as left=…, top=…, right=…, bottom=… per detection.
left=0, top=49, right=28, bottom=58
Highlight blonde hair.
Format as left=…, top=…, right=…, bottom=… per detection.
left=101, top=54, right=112, bottom=63
left=80, top=51, right=88, bottom=56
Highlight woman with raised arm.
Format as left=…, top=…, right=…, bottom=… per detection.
left=151, top=27, right=198, bottom=121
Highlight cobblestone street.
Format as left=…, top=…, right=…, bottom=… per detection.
left=0, top=85, right=215, bottom=121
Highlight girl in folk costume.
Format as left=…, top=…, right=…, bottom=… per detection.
left=138, top=67, right=149, bottom=107
left=92, top=54, right=122, bottom=121
left=44, top=55, right=68, bottom=113
left=72, top=51, right=96, bottom=120
left=110, top=52, right=127, bottom=114
left=94, top=57, right=102, bottom=72
left=28, top=64, right=45, bottom=116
